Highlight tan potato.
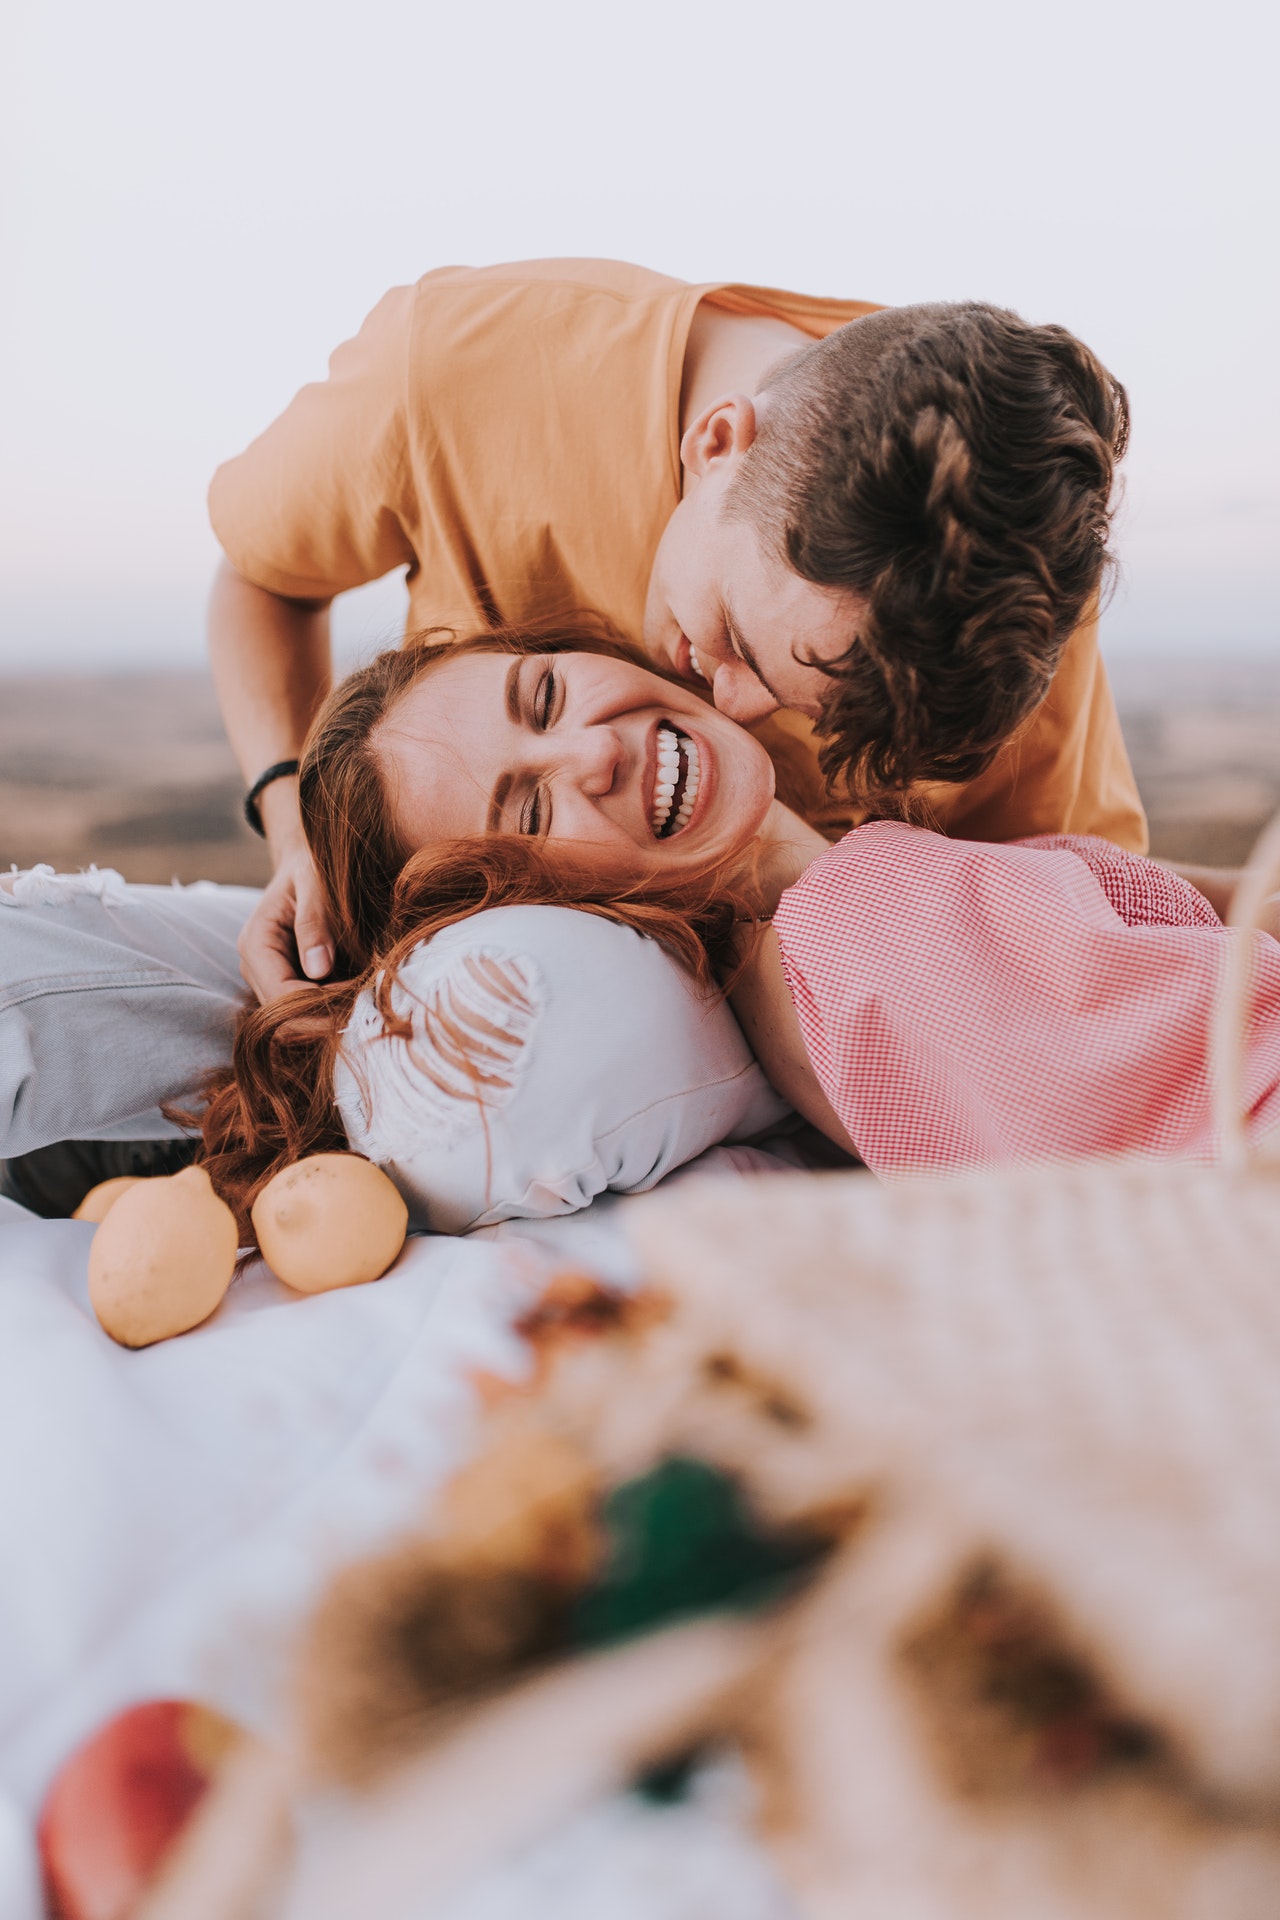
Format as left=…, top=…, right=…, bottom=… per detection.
left=88, top=1166, right=239, bottom=1348
left=73, top=1175, right=142, bottom=1223
left=251, top=1154, right=408, bottom=1295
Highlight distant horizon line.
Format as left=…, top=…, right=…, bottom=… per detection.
left=2, top=643, right=1277, bottom=688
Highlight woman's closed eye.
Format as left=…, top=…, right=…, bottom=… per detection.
left=534, top=665, right=558, bottom=729
left=517, top=664, right=558, bottom=834
left=519, top=786, right=550, bottom=837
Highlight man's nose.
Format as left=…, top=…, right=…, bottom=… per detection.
left=711, top=659, right=780, bottom=725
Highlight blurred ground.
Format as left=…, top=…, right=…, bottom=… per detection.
left=0, top=673, right=270, bottom=887
left=0, top=659, right=1277, bottom=885
left=1106, top=657, right=1280, bottom=868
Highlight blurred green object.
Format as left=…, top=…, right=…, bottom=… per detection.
left=571, top=1455, right=826, bottom=1650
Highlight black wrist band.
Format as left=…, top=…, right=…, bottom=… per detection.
left=243, top=760, right=301, bottom=838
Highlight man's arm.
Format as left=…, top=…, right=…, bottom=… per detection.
left=1165, top=862, right=1280, bottom=943
left=205, top=284, right=421, bottom=1001
left=207, top=559, right=336, bottom=1001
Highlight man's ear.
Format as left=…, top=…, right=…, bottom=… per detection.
left=679, top=393, right=758, bottom=481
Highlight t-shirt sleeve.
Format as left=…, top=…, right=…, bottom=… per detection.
left=208, top=285, right=417, bottom=600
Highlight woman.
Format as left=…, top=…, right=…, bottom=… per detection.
left=197, top=619, right=1280, bottom=1230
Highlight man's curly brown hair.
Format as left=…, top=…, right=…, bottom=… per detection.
left=727, top=302, right=1129, bottom=810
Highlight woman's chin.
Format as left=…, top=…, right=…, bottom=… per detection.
left=666, top=783, right=775, bottom=877
left=721, top=800, right=827, bottom=915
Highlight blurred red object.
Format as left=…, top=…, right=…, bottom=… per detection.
left=38, top=1700, right=237, bottom=1920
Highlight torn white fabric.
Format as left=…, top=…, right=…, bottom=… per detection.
left=331, top=905, right=789, bottom=1236
left=0, top=865, right=130, bottom=909
left=340, top=943, right=546, bottom=1159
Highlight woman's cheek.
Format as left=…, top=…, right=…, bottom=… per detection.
left=549, top=828, right=649, bottom=886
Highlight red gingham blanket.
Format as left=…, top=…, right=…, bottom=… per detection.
left=773, top=825, right=1280, bottom=1176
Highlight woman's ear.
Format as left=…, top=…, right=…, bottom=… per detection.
left=678, top=393, right=759, bottom=482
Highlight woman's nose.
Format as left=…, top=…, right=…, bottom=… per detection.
left=549, top=725, right=622, bottom=796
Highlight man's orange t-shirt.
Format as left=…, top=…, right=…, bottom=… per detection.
left=208, top=258, right=1146, bottom=851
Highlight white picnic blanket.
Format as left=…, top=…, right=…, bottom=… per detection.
left=0, top=1149, right=803, bottom=1918
left=0, top=1195, right=547, bottom=1816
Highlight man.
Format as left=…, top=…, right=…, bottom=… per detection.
left=206, top=259, right=1143, bottom=1000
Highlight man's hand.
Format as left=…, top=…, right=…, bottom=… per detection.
left=239, top=843, right=336, bottom=1002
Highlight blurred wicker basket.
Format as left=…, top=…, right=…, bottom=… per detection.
left=145, top=812, right=1280, bottom=1920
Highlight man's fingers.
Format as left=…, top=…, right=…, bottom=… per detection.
left=237, top=872, right=306, bottom=1001
left=244, top=950, right=305, bottom=1001
left=234, top=851, right=335, bottom=1001
left=240, top=919, right=306, bottom=1001
left=293, top=872, right=335, bottom=981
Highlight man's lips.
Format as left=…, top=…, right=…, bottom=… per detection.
left=676, top=633, right=710, bottom=685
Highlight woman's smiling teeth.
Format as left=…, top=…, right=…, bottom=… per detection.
left=687, top=644, right=708, bottom=684
left=651, top=721, right=701, bottom=838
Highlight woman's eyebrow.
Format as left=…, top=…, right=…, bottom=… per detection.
left=485, top=658, right=525, bottom=829
left=504, top=657, right=524, bottom=723
left=487, top=772, right=513, bottom=832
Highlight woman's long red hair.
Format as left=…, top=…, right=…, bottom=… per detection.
left=195, top=624, right=754, bottom=1236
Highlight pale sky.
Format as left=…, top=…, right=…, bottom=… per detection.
left=2, top=0, right=1276, bottom=672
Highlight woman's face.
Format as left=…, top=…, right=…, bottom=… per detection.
left=375, top=647, right=776, bottom=883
